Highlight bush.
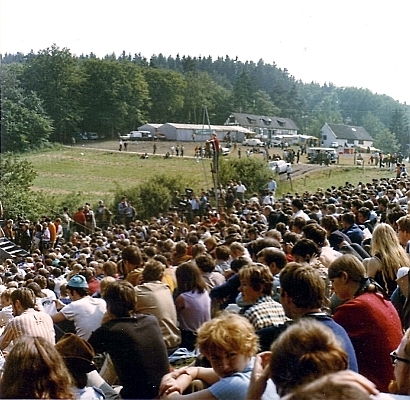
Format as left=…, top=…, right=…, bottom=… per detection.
left=112, top=173, right=197, bottom=221
left=218, top=157, right=271, bottom=195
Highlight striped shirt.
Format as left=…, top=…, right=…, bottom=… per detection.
left=0, top=308, right=55, bottom=350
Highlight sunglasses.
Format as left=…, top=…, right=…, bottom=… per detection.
left=390, top=351, right=410, bottom=365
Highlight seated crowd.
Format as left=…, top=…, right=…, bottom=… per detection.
left=1, top=175, right=410, bottom=398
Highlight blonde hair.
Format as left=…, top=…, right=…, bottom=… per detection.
left=371, top=223, right=410, bottom=281
left=196, top=313, right=258, bottom=358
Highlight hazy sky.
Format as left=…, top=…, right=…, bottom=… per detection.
left=1, top=0, right=409, bottom=104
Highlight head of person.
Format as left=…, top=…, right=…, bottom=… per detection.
left=390, top=328, right=410, bottom=395
left=214, top=245, right=231, bottom=261
left=195, top=253, right=215, bottom=273
left=371, top=222, right=401, bottom=255
left=103, top=280, right=136, bottom=318
left=320, top=215, right=339, bottom=233
left=55, top=333, right=96, bottom=390
left=11, top=287, right=36, bottom=315
left=120, top=245, right=143, bottom=275
left=281, top=371, right=374, bottom=400
left=397, top=215, right=410, bottom=246
left=238, top=263, right=274, bottom=304
left=203, top=236, right=218, bottom=252
left=175, top=262, right=207, bottom=294
left=302, top=223, right=327, bottom=248
left=0, top=336, right=74, bottom=399
left=66, top=274, right=89, bottom=299
left=103, top=260, right=117, bottom=277
left=191, top=243, right=206, bottom=259
left=341, top=212, right=356, bottom=228
left=291, top=239, right=321, bottom=263
left=1, top=288, right=15, bottom=308
left=142, top=260, right=165, bottom=282
left=328, top=254, right=366, bottom=301
left=279, top=262, right=327, bottom=318
left=196, top=312, right=258, bottom=378
left=99, top=276, right=116, bottom=298
left=291, top=198, right=304, bottom=212
left=269, top=318, right=348, bottom=397
left=256, top=247, right=287, bottom=276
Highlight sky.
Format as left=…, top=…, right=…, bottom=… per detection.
left=1, top=0, right=409, bottom=104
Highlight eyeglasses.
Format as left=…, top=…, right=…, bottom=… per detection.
left=390, top=351, right=410, bottom=365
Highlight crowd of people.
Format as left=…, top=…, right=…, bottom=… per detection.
left=2, top=171, right=410, bottom=398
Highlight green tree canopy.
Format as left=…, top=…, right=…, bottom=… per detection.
left=80, top=59, right=150, bottom=134
left=1, top=65, right=53, bottom=153
left=19, top=44, right=84, bottom=143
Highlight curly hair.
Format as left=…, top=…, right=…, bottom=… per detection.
left=196, top=312, right=258, bottom=358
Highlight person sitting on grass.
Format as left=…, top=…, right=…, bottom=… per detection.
left=159, top=312, right=279, bottom=399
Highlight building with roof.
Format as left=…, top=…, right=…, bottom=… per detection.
left=320, top=123, right=374, bottom=148
left=158, top=123, right=253, bottom=142
left=224, top=113, right=299, bottom=141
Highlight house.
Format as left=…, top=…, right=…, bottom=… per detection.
left=321, top=123, right=374, bottom=149
left=224, top=113, right=299, bottom=141
left=158, top=123, right=252, bottom=142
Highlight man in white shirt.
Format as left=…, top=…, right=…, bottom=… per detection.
left=235, top=181, right=247, bottom=203
left=291, top=198, right=310, bottom=221
left=52, top=274, right=106, bottom=340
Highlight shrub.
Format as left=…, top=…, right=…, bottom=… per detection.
left=218, top=157, right=271, bottom=195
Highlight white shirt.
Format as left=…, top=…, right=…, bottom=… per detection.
left=61, top=296, right=106, bottom=340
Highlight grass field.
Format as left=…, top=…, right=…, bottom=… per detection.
left=18, top=144, right=400, bottom=207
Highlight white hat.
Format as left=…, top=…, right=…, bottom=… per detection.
left=397, top=267, right=409, bottom=281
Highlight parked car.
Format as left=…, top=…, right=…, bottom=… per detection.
left=130, top=131, right=153, bottom=141
left=119, top=133, right=131, bottom=141
left=269, top=160, right=290, bottom=174
left=242, top=138, right=264, bottom=147
left=220, top=146, right=230, bottom=156
left=330, top=142, right=339, bottom=148
left=88, top=132, right=99, bottom=140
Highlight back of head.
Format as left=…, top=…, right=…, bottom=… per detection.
left=121, top=245, right=143, bottom=267
left=1, top=336, right=74, bottom=399
left=281, top=371, right=373, bottom=400
left=291, top=239, right=320, bottom=258
left=320, top=215, right=339, bottom=232
left=11, top=287, right=36, bottom=310
left=175, top=262, right=207, bottom=293
left=195, top=253, right=215, bottom=273
left=142, top=260, right=165, bottom=282
left=279, top=262, right=326, bottom=309
left=104, top=280, right=136, bottom=318
left=302, top=223, right=327, bottom=248
left=270, top=319, right=348, bottom=396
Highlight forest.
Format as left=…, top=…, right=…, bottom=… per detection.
left=2, top=44, right=410, bottom=155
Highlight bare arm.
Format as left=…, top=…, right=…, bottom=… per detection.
left=363, top=257, right=381, bottom=278
left=159, top=366, right=219, bottom=399
left=51, top=311, right=67, bottom=323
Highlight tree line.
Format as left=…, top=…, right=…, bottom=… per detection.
left=1, top=45, right=410, bottom=155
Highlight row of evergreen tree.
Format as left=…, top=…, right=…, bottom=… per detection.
left=1, top=45, right=409, bottom=155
